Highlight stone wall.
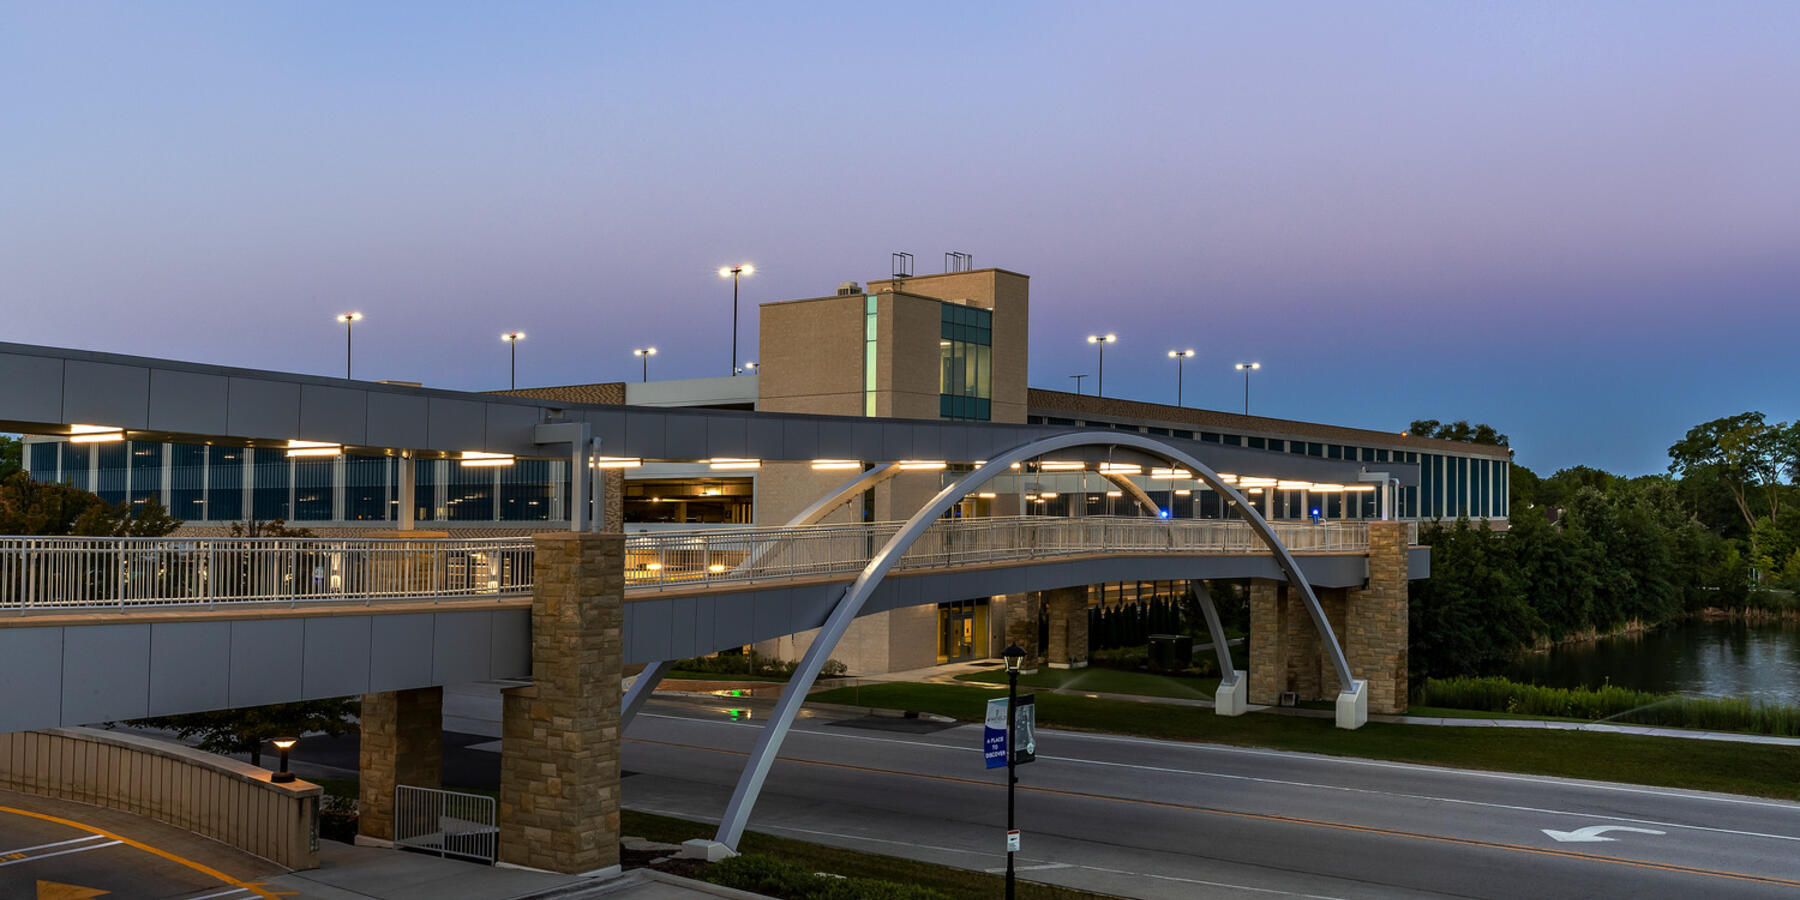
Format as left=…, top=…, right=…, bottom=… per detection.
left=1004, top=593, right=1042, bottom=672
left=358, top=686, right=443, bottom=843
left=498, top=531, right=623, bottom=874
left=1044, top=587, right=1088, bottom=668
left=1347, top=521, right=1411, bottom=714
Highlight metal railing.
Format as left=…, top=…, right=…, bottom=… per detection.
left=0, top=536, right=535, bottom=611
left=394, top=785, right=497, bottom=865
left=623, top=516, right=1398, bottom=591
left=0, top=518, right=1412, bottom=610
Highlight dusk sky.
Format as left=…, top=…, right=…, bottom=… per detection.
left=3, top=2, right=1796, bottom=476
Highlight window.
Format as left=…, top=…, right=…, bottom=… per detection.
left=938, top=302, right=993, bottom=421
left=864, top=295, right=878, bottom=417
left=500, top=459, right=554, bottom=522
left=252, top=450, right=290, bottom=520
left=1247, top=437, right=1266, bottom=450
left=29, top=442, right=57, bottom=478
left=170, top=444, right=206, bottom=519
left=208, top=446, right=244, bottom=521
left=293, top=458, right=335, bottom=520
left=345, top=456, right=388, bottom=520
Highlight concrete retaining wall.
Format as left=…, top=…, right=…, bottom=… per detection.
left=0, top=726, right=321, bottom=870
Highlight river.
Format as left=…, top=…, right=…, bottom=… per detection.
left=1502, top=620, right=1800, bottom=706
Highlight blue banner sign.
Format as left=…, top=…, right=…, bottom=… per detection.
left=984, top=698, right=1009, bottom=769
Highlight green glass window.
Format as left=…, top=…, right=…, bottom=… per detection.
left=938, top=302, right=992, bottom=421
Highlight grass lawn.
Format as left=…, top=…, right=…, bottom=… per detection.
left=954, top=666, right=1221, bottom=700
left=809, top=682, right=1800, bottom=801
left=624, top=808, right=1121, bottom=900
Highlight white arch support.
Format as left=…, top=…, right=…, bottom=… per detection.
left=620, top=463, right=902, bottom=730
left=711, top=431, right=1366, bottom=850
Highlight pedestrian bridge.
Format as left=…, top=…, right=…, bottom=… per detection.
left=0, top=518, right=1420, bottom=734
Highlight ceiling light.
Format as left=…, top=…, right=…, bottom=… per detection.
left=1278, top=481, right=1313, bottom=490
left=1098, top=463, right=1140, bottom=475
left=594, top=457, right=642, bottom=469
left=1149, top=467, right=1191, bottom=479
left=709, top=458, right=761, bottom=470
left=460, top=451, right=515, bottom=467
left=1040, top=461, right=1085, bottom=471
left=68, top=424, right=124, bottom=443
left=899, top=460, right=947, bottom=470
left=811, top=459, right=860, bottom=470
left=286, top=440, right=342, bottom=458
left=976, top=492, right=998, bottom=499
left=1174, top=489, right=1192, bottom=496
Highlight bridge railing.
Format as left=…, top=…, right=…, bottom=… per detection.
left=1, top=518, right=1410, bottom=610
left=623, top=516, right=1388, bottom=591
left=0, top=536, right=536, bottom=611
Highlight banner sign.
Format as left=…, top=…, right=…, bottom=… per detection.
left=983, top=694, right=1038, bottom=768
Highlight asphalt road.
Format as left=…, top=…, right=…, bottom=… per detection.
left=0, top=788, right=285, bottom=900
left=622, top=696, right=1800, bottom=899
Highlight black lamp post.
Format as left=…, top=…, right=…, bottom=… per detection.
left=1235, top=361, right=1261, bottom=415
left=336, top=312, right=362, bottom=379
left=633, top=347, right=657, bottom=382
left=1002, top=643, right=1025, bottom=900
left=501, top=332, right=525, bottom=389
left=271, top=736, right=297, bottom=783
left=1085, top=334, right=1116, bottom=397
left=720, top=264, right=754, bottom=376
left=1168, top=349, right=1194, bottom=406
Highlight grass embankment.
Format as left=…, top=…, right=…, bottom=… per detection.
left=625, top=809, right=1119, bottom=900
left=809, top=682, right=1800, bottom=801
left=1419, top=676, right=1800, bottom=737
left=953, top=666, right=1220, bottom=700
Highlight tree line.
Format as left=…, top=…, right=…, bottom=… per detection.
left=1409, top=412, right=1799, bottom=683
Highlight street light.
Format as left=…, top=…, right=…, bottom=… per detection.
left=633, top=347, right=657, bottom=382
left=1085, top=334, right=1116, bottom=396
left=1002, top=644, right=1026, bottom=900
left=1234, top=362, right=1261, bottom=415
left=1167, top=349, right=1195, bottom=406
left=738, top=360, right=757, bottom=375
left=1068, top=374, right=1087, bottom=396
left=271, top=736, right=297, bottom=783
left=335, top=313, right=363, bottom=379
left=501, top=332, right=525, bottom=390
left=719, top=264, right=754, bottom=376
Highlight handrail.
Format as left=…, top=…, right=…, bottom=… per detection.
left=0, top=517, right=1413, bottom=611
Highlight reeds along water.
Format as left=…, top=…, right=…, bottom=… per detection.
left=1419, top=676, right=1800, bottom=737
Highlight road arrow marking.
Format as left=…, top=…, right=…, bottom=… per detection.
left=1543, top=825, right=1667, bottom=843
left=36, top=881, right=109, bottom=900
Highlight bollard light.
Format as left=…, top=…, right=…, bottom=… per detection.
left=271, top=737, right=298, bottom=783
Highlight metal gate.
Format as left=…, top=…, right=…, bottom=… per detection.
left=394, top=785, right=498, bottom=864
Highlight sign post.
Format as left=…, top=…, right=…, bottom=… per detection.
left=996, top=644, right=1036, bottom=900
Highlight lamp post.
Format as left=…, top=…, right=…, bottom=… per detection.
left=633, top=347, right=657, bottom=382
left=335, top=313, right=363, bottom=379
left=1085, top=334, right=1116, bottom=397
left=501, top=332, right=525, bottom=390
left=1068, top=374, right=1087, bottom=396
left=739, top=361, right=757, bottom=375
left=719, top=264, right=754, bottom=376
left=1167, top=349, right=1195, bottom=406
left=1002, top=643, right=1025, bottom=900
left=271, top=737, right=297, bottom=783
left=1234, top=362, right=1261, bottom=415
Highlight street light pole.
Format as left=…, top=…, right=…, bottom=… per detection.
left=633, top=347, right=657, bottom=382
left=720, top=264, right=754, bottom=376
left=1168, top=349, right=1195, bottom=406
left=336, top=313, right=363, bottom=379
left=1085, top=334, right=1116, bottom=397
left=501, top=332, right=525, bottom=390
left=1234, top=362, right=1261, bottom=415
left=1068, top=374, right=1087, bottom=396
left=1002, top=644, right=1025, bottom=900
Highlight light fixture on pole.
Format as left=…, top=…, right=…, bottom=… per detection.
left=1234, top=362, right=1261, bottom=415
left=501, top=332, right=525, bottom=390
left=1002, top=644, right=1026, bottom=900
left=719, top=264, right=754, bottom=376
left=738, top=360, right=757, bottom=375
left=1085, top=333, right=1116, bottom=396
left=633, top=347, right=657, bottom=383
left=335, top=313, right=363, bottom=379
left=1167, top=349, right=1195, bottom=406
left=271, top=736, right=297, bottom=783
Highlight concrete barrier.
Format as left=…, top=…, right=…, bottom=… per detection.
left=0, top=727, right=321, bottom=870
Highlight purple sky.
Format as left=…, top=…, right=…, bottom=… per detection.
left=3, top=3, right=1796, bottom=475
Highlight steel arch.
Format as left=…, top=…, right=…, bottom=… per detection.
left=712, top=431, right=1360, bottom=849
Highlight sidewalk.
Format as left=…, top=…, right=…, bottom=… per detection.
left=820, top=659, right=1800, bottom=748
left=262, top=840, right=763, bottom=900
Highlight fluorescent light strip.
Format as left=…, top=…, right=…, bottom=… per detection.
left=68, top=424, right=125, bottom=444
left=709, top=458, right=760, bottom=470
left=594, top=457, right=642, bottom=469
left=1040, top=461, right=1085, bottom=471
left=461, top=451, right=515, bottom=468
left=1278, top=481, right=1313, bottom=490
left=811, top=459, right=861, bottom=470
left=1149, top=468, right=1191, bottom=479
left=1098, top=463, right=1140, bottom=475
left=976, top=492, right=998, bottom=499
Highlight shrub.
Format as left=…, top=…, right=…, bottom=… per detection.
left=1420, top=676, right=1800, bottom=737
left=704, top=854, right=952, bottom=900
left=669, top=654, right=848, bottom=679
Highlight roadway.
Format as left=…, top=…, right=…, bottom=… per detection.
left=622, top=695, right=1800, bottom=899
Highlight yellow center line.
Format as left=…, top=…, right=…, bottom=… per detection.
left=0, top=806, right=281, bottom=899
left=628, top=736, right=1800, bottom=889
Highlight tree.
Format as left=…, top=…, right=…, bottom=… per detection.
left=0, top=473, right=182, bottom=537
left=0, top=436, right=20, bottom=481
left=1668, top=412, right=1795, bottom=533
left=230, top=518, right=314, bottom=538
left=1409, top=519, right=1538, bottom=680
left=130, top=699, right=360, bottom=767
left=1407, top=419, right=1509, bottom=447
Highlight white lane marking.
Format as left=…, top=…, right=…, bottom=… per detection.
left=637, top=711, right=1800, bottom=844
left=633, top=804, right=1351, bottom=900
left=180, top=888, right=252, bottom=900
left=0, top=833, right=105, bottom=856
left=0, top=839, right=122, bottom=866
left=984, top=863, right=1072, bottom=873
left=1543, top=825, right=1666, bottom=843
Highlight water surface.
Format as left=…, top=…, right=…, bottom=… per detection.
left=1502, top=620, right=1800, bottom=705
